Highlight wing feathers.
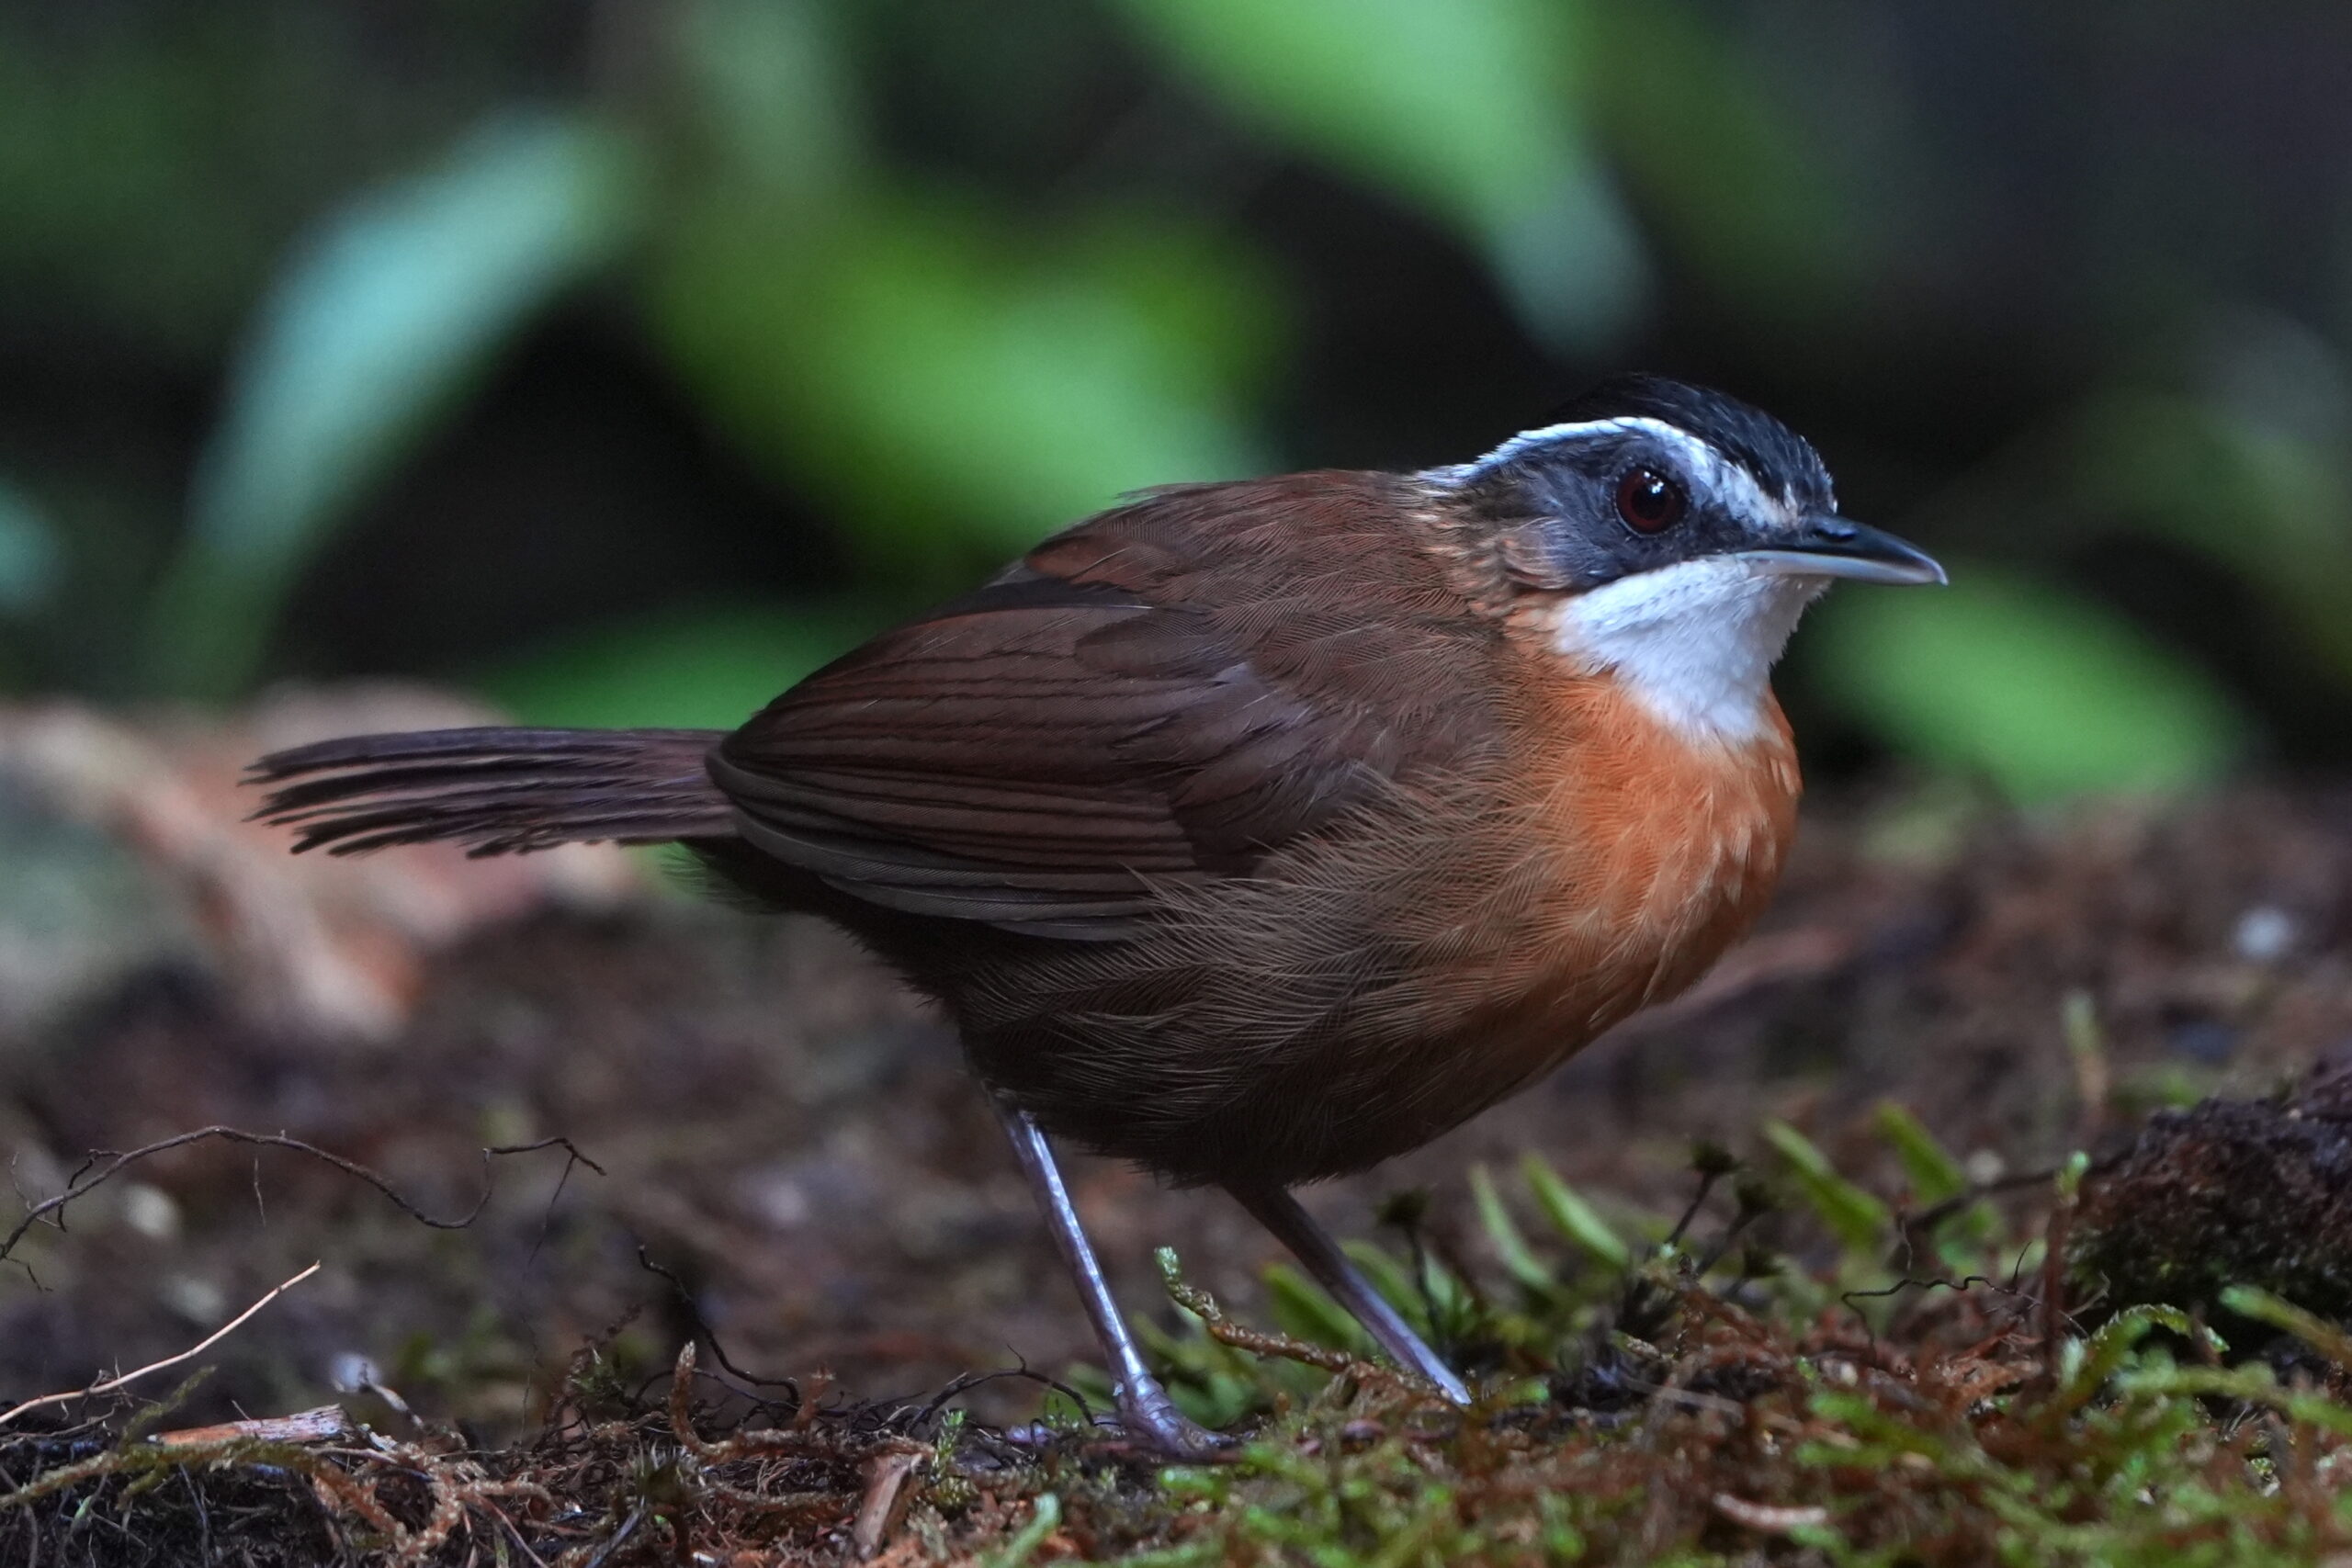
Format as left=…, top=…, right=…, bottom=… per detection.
left=705, top=474, right=1498, bottom=938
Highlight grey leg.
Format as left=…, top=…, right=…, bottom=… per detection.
left=993, top=1100, right=1232, bottom=1460
left=1228, top=1184, right=1472, bottom=1405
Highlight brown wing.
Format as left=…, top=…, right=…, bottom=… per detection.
left=708, top=472, right=1503, bottom=939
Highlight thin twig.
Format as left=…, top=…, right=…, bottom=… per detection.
left=634, top=1248, right=802, bottom=1394
left=1897, top=1156, right=2120, bottom=1258
left=153, top=1404, right=351, bottom=1448
left=2, top=1126, right=601, bottom=1263
left=911, top=1362, right=1095, bottom=1431
left=0, top=1262, right=321, bottom=1427
left=1159, top=1256, right=1447, bottom=1403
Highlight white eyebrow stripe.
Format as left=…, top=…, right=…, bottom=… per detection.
left=1420, top=416, right=1796, bottom=529
left=1440, top=416, right=1710, bottom=479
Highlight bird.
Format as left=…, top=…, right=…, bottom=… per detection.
left=246, top=374, right=1944, bottom=1458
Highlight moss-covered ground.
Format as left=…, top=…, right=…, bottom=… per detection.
left=10, top=1087, right=2352, bottom=1565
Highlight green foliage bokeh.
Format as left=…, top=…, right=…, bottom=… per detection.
left=6, top=0, right=2352, bottom=799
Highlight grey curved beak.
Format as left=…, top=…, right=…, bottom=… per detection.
left=1736, top=513, right=1948, bottom=587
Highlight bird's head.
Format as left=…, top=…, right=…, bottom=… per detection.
left=1426, top=374, right=1944, bottom=744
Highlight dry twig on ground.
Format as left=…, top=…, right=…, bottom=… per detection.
left=0, top=1259, right=321, bottom=1427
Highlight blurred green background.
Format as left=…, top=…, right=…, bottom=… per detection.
left=6, top=0, right=2348, bottom=800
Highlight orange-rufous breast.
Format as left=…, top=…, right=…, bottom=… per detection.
left=1419, top=648, right=1801, bottom=1098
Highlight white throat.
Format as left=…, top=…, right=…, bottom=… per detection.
left=1551, top=558, right=1824, bottom=744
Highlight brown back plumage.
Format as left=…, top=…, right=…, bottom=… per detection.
left=708, top=472, right=1508, bottom=938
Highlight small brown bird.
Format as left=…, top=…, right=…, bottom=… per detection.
left=249, top=376, right=1942, bottom=1456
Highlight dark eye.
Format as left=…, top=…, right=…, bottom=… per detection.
left=1614, top=467, right=1687, bottom=535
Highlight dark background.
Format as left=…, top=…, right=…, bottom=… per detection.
left=6, top=0, right=2352, bottom=795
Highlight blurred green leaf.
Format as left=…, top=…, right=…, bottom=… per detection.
left=1871, top=1101, right=1966, bottom=1207
left=1339, top=1240, right=1426, bottom=1325
left=1111, top=0, right=1643, bottom=348
left=1804, top=564, right=2246, bottom=802
left=0, top=479, right=60, bottom=615
left=1583, top=0, right=1866, bottom=321
left=0, top=23, right=310, bottom=352
left=652, top=197, right=1276, bottom=581
left=986, top=1492, right=1058, bottom=1568
left=679, top=0, right=859, bottom=201
left=2221, top=1286, right=2352, bottom=1370
left=1762, top=1121, right=1889, bottom=1255
left=1263, top=1264, right=1374, bottom=1355
left=2070, top=388, right=2352, bottom=684
left=472, top=602, right=888, bottom=731
left=1470, top=1163, right=1556, bottom=1296
left=154, top=112, right=639, bottom=699
left=1519, top=1154, right=1630, bottom=1272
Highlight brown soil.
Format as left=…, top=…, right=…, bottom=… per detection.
left=2, top=780, right=2350, bottom=1563
left=5, top=781, right=2348, bottom=1436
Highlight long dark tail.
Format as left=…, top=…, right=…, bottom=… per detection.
left=246, top=728, right=737, bottom=855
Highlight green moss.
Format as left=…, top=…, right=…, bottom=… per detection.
left=11, top=1102, right=2352, bottom=1564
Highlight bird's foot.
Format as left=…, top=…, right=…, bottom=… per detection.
left=1113, top=1377, right=1236, bottom=1462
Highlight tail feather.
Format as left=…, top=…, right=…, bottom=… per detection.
left=246, top=727, right=737, bottom=855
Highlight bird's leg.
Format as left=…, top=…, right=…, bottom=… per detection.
left=1227, top=1184, right=1472, bottom=1405
left=991, top=1099, right=1233, bottom=1460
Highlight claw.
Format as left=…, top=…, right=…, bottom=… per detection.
left=1113, top=1380, right=1237, bottom=1462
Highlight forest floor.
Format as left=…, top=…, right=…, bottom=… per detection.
left=5, top=731, right=2352, bottom=1564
